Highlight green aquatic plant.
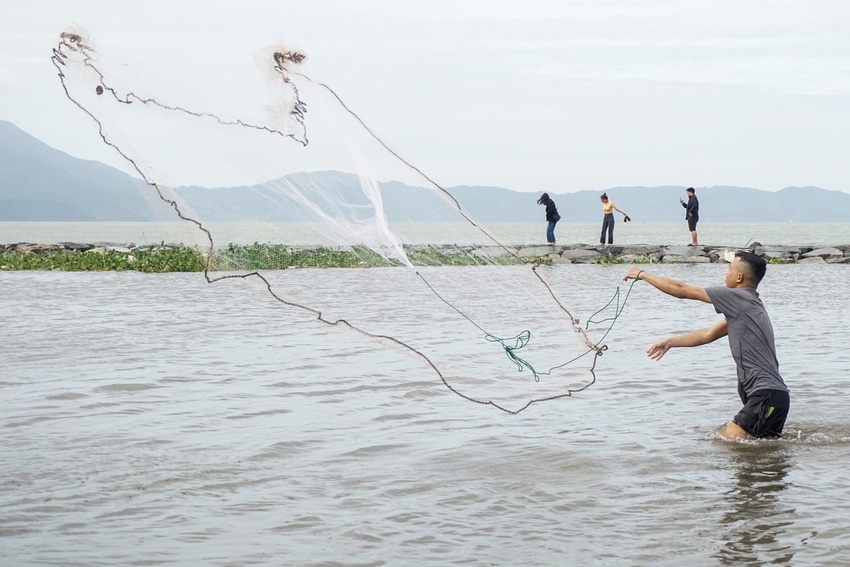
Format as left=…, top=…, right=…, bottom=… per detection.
left=0, top=245, right=205, bottom=272
left=0, top=242, right=560, bottom=271
left=211, top=243, right=551, bottom=269
left=133, top=246, right=206, bottom=272
left=595, top=255, right=653, bottom=265
left=212, top=243, right=392, bottom=269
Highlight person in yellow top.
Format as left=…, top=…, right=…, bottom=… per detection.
left=599, top=193, right=630, bottom=246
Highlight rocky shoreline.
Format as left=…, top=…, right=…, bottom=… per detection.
left=3, top=241, right=850, bottom=265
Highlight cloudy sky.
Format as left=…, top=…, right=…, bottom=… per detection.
left=2, top=0, right=849, bottom=193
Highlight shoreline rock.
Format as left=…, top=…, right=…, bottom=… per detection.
left=3, top=241, right=850, bottom=265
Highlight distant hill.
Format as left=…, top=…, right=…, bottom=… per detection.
left=0, top=120, right=164, bottom=221
left=2, top=119, right=849, bottom=222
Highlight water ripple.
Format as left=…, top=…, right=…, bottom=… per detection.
left=1, top=267, right=849, bottom=566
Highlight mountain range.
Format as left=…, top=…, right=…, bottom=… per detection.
left=2, top=119, right=849, bottom=223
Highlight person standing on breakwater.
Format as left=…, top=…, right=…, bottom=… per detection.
left=680, top=187, right=700, bottom=246
left=623, top=251, right=790, bottom=440
left=537, top=193, right=561, bottom=245
left=599, top=193, right=630, bottom=246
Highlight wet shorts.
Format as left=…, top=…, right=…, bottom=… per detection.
left=733, top=388, right=790, bottom=438
left=687, top=216, right=699, bottom=232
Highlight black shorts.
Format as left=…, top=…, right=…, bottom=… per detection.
left=687, top=216, right=699, bottom=231
left=733, top=388, right=790, bottom=438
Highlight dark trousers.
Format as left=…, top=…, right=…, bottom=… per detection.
left=600, top=214, right=614, bottom=244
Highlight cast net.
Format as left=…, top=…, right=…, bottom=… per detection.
left=52, top=25, right=618, bottom=413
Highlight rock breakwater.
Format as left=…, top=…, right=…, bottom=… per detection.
left=3, top=241, right=850, bottom=269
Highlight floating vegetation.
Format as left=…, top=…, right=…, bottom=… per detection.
left=1, top=243, right=205, bottom=272
left=594, top=255, right=654, bottom=265
left=211, top=243, right=392, bottom=270
left=210, top=243, right=551, bottom=270
left=1, top=242, right=556, bottom=272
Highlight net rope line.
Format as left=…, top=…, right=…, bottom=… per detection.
left=53, top=33, right=311, bottom=146
left=51, top=29, right=630, bottom=414
left=418, top=271, right=641, bottom=381
left=584, top=282, right=638, bottom=338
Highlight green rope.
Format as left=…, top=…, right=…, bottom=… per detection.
left=415, top=271, right=640, bottom=382
left=585, top=276, right=640, bottom=348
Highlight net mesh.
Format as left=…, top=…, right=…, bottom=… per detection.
left=52, top=25, right=621, bottom=413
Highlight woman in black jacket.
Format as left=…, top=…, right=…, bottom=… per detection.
left=537, top=193, right=560, bottom=245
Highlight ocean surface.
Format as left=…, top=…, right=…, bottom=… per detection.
left=2, top=258, right=850, bottom=565
left=2, top=221, right=850, bottom=248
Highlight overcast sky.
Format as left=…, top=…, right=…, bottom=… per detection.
left=2, top=0, right=849, bottom=193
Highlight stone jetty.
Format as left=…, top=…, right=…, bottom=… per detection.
left=3, top=241, right=850, bottom=265
left=509, top=242, right=850, bottom=264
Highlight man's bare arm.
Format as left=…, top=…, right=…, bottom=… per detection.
left=647, top=320, right=728, bottom=361
left=624, top=267, right=712, bottom=303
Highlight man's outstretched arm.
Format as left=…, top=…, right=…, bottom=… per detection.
left=647, top=320, right=728, bottom=361
left=624, top=267, right=712, bottom=303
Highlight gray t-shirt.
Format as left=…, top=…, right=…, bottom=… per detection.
left=705, top=286, right=788, bottom=396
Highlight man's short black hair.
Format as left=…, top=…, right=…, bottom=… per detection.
left=735, top=250, right=767, bottom=284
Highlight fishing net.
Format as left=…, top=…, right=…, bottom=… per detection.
left=52, top=25, right=621, bottom=413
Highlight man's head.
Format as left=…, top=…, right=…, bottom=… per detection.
left=726, top=250, right=767, bottom=288
left=686, top=187, right=695, bottom=195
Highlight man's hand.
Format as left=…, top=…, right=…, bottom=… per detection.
left=624, top=266, right=644, bottom=282
left=647, top=339, right=671, bottom=361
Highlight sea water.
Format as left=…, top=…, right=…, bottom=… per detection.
left=2, top=262, right=849, bottom=565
